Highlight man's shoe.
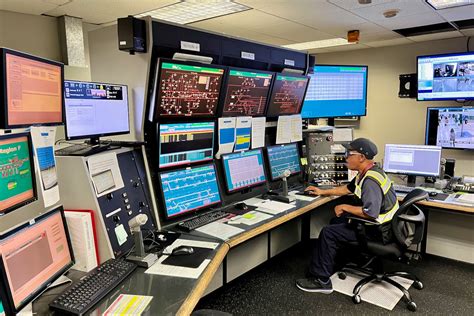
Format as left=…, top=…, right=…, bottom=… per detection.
left=295, top=278, right=333, bottom=294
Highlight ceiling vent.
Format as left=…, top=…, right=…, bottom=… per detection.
left=393, top=22, right=456, bottom=37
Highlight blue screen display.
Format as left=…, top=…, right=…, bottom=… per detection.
left=301, top=65, right=367, bottom=118
left=160, top=164, right=221, bottom=218
left=222, top=149, right=266, bottom=192
left=267, top=143, right=301, bottom=180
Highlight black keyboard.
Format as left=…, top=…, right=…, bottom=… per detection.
left=393, top=184, right=414, bottom=193
left=49, top=259, right=137, bottom=315
left=88, top=140, right=146, bottom=147
left=177, top=210, right=229, bottom=232
left=55, top=144, right=110, bottom=156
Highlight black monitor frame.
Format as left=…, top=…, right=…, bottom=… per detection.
left=157, top=162, right=223, bottom=222
left=301, top=64, right=368, bottom=119
left=157, top=120, right=216, bottom=169
left=218, top=66, right=275, bottom=117
left=0, top=48, right=64, bottom=129
left=265, top=73, right=310, bottom=118
left=0, top=206, right=75, bottom=315
left=153, top=58, right=226, bottom=121
left=265, top=142, right=303, bottom=182
left=0, top=132, right=37, bottom=215
left=221, top=148, right=268, bottom=194
left=63, top=79, right=130, bottom=144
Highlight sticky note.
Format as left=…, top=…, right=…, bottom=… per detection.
left=115, top=224, right=128, bottom=246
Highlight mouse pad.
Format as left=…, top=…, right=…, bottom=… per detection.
left=161, top=247, right=212, bottom=268
left=229, top=204, right=257, bottom=215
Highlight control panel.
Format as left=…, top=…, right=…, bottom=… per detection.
left=304, top=131, right=349, bottom=185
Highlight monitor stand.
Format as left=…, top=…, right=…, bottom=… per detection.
left=407, top=175, right=417, bottom=187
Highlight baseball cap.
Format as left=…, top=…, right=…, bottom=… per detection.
left=343, top=138, right=378, bottom=159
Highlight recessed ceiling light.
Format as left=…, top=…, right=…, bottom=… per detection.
left=135, top=0, right=251, bottom=25
left=282, top=38, right=356, bottom=50
left=425, top=0, right=473, bottom=10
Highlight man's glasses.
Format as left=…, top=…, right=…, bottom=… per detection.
left=344, top=151, right=363, bottom=159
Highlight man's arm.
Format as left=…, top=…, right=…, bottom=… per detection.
left=305, top=185, right=351, bottom=196
left=334, top=204, right=373, bottom=219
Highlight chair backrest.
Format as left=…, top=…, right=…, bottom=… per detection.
left=391, top=189, right=429, bottom=249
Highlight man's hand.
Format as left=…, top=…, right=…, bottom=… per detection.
left=334, top=204, right=346, bottom=217
left=305, top=186, right=324, bottom=196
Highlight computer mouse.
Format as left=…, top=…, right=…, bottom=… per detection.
left=171, top=245, right=194, bottom=256
left=235, top=202, right=249, bottom=211
left=429, top=191, right=438, bottom=197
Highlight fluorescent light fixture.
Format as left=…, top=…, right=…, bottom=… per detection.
left=136, top=0, right=251, bottom=25
left=425, top=0, right=473, bottom=10
left=283, top=38, right=356, bottom=50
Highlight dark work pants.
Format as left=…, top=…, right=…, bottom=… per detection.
left=309, top=216, right=358, bottom=279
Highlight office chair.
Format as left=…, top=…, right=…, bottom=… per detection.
left=338, top=188, right=429, bottom=312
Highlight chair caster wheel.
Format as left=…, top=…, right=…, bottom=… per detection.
left=407, top=301, right=417, bottom=312
left=413, top=280, right=423, bottom=290
left=352, top=295, right=361, bottom=304
left=338, top=272, right=346, bottom=280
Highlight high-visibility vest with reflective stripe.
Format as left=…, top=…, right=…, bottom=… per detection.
left=354, top=169, right=399, bottom=224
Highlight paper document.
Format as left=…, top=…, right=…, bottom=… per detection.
left=235, top=117, right=252, bottom=151
left=251, top=117, right=266, bottom=149
left=254, top=200, right=295, bottom=215
left=454, top=193, right=474, bottom=204
left=289, top=190, right=317, bottom=202
left=31, top=126, right=60, bottom=207
left=290, top=114, right=303, bottom=142
left=87, top=152, right=124, bottom=197
left=216, top=117, right=236, bottom=158
left=146, top=239, right=219, bottom=278
left=195, top=221, right=244, bottom=240
left=227, top=211, right=272, bottom=226
left=333, top=128, right=353, bottom=142
left=331, top=144, right=346, bottom=154
left=276, top=115, right=292, bottom=144
left=103, top=294, right=153, bottom=316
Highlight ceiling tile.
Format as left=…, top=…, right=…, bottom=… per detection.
left=364, top=37, right=414, bottom=47
left=359, top=30, right=402, bottom=42
left=328, top=0, right=398, bottom=10
left=434, top=5, right=474, bottom=21
left=256, top=21, right=333, bottom=42
left=0, top=0, right=57, bottom=15
left=324, top=43, right=370, bottom=52
left=407, top=30, right=464, bottom=42
left=374, top=11, right=445, bottom=29
left=351, top=0, right=435, bottom=20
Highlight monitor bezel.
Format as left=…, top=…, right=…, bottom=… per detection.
left=0, top=132, right=38, bottom=215
left=301, top=64, right=368, bottom=119
left=0, top=206, right=75, bottom=315
left=218, top=66, right=275, bottom=117
left=221, top=148, right=268, bottom=194
left=265, top=73, right=310, bottom=118
left=417, top=51, right=474, bottom=102
left=0, top=48, right=65, bottom=129
left=157, top=162, right=222, bottom=221
left=425, top=106, right=474, bottom=150
left=265, top=142, right=302, bottom=181
left=157, top=120, right=216, bottom=169
left=63, top=79, right=131, bottom=141
left=153, top=58, right=227, bottom=121
left=383, top=144, right=442, bottom=177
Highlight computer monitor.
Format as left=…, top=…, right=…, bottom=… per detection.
left=425, top=107, right=474, bottom=150
left=383, top=144, right=442, bottom=185
left=266, top=143, right=302, bottom=181
left=417, top=51, right=474, bottom=101
left=0, top=48, right=64, bottom=129
left=154, top=60, right=225, bottom=119
left=158, top=121, right=215, bottom=168
left=0, top=206, right=74, bottom=315
left=0, top=133, right=36, bottom=215
left=301, top=65, right=368, bottom=118
left=158, top=163, right=222, bottom=219
left=64, top=80, right=130, bottom=143
left=221, top=149, right=267, bottom=193
left=266, top=74, right=309, bottom=117
left=221, top=68, right=273, bottom=116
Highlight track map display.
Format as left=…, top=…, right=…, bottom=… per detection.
left=267, top=75, right=309, bottom=116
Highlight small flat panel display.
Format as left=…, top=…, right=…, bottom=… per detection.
left=0, top=207, right=74, bottom=314
left=266, top=143, right=301, bottom=180
left=425, top=107, right=474, bottom=150
left=2, top=49, right=63, bottom=128
left=266, top=74, right=309, bottom=117
left=221, top=149, right=266, bottom=193
left=155, top=61, right=225, bottom=118
left=159, top=122, right=215, bottom=168
left=383, top=144, right=442, bottom=177
left=418, top=52, right=474, bottom=101
left=159, top=164, right=221, bottom=219
left=221, top=69, right=273, bottom=116
left=64, top=80, right=129, bottom=140
left=301, top=65, right=368, bottom=118
left=0, top=133, right=36, bottom=215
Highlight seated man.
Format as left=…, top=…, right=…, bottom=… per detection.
left=296, top=138, right=398, bottom=293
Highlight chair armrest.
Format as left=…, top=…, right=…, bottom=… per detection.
left=398, top=213, right=424, bottom=224
left=347, top=216, right=380, bottom=226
